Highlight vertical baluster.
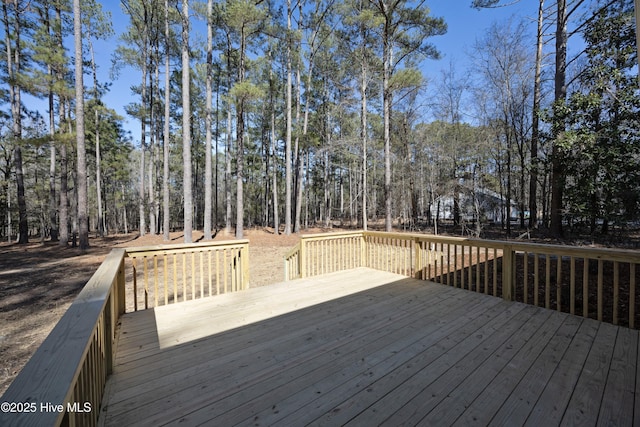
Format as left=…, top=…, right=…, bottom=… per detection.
left=534, top=254, right=539, bottom=307
left=172, top=253, right=177, bottom=303
left=173, top=253, right=177, bottom=303
left=132, top=257, right=138, bottom=311
left=613, top=261, right=619, bottom=325
left=154, top=255, right=158, bottom=307
left=454, top=245, right=458, bottom=288
left=493, top=248, right=498, bottom=295
left=428, top=242, right=432, bottom=282
left=523, top=252, right=528, bottom=304
left=143, top=256, right=149, bottom=309
left=461, top=245, right=466, bottom=289
left=545, top=255, right=551, bottom=309
left=476, top=246, right=480, bottom=292
left=182, top=252, right=187, bottom=301
left=216, top=250, right=220, bottom=295
left=445, top=243, right=450, bottom=285
left=406, top=239, right=410, bottom=276
left=232, top=248, right=237, bottom=291
left=570, top=257, right=576, bottom=315
left=224, top=249, right=228, bottom=293
left=597, top=259, right=603, bottom=321
left=438, top=242, right=443, bottom=284
left=199, top=251, right=204, bottom=298
left=469, top=245, right=478, bottom=291
left=208, top=250, right=212, bottom=297
left=164, top=253, right=168, bottom=305
left=484, top=247, right=489, bottom=294
left=557, top=254, right=563, bottom=312
left=583, top=259, right=590, bottom=318
left=630, top=264, right=636, bottom=328
left=191, top=251, right=196, bottom=299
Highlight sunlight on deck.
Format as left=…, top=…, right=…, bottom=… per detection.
left=101, top=267, right=640, bottom=426
left=145, top=268, right=405, bottom=349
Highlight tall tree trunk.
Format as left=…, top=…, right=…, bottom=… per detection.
left=148, top=65, right=157, bottom=235
left=3, top=1, right=28, bottom=244
left=284, top=0, right=293, bottom=235
left=383, top=27, right=393, bottom=232
left=74, top=0, right=88, bottom=249
left=163, top=0, right=170, bottom=240
left=294, top=58, right=303, bottom=233
left=89, top=37, right=104, bottom=237
left=59, top=100, right=69, bottom=246
left=45, top=9, right=58, bottom=242
left=529, top=0, right=544, bottom=229
left=182, top=0, right=193, bottom=243
left=215, top=67, right=220, bottom=230
left=550, top=0, right=567, bottom=236
left=225, top=108, right=232, bottom=235
left=203, top=0, right=213, bottom=240
left=361, top=52, right=368, bottom=231
left=235, top=26, right=247, bottom=239
left=269, top=54, right=279, bottom=234
left=225, top=34, right=233, bottom=236
left=139, top=76, right=147, bottom=235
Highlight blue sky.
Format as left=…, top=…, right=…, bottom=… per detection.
left=70, top=1, right=542, bottom=144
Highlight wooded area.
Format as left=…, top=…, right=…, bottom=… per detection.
left=0, top=0, right=638, bottom=246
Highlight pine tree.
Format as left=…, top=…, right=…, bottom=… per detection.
left=368, top=0, right=446, bottom=231
left=74, top=0, right=88, bottom=249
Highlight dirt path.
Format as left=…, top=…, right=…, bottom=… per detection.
left=0, top=228, right=307, bottom=396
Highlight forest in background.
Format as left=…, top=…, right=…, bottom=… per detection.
left=1, top=0, right=639, bottom=247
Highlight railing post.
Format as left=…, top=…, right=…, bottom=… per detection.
left=502, top=244, right=515, bottom=301
left=413, top=237, right=422, bottom=280
left=117, top=254, right=126, bottom=315
left=105, top=293, right=114, bottom=376
left=241, top=243, right=250, bottom=290
left=361, top=232, right=367, bottom=268
left=300, top=238, right=307, bottom=278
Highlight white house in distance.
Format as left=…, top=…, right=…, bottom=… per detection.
left=430, top=187, right=523, bottom=224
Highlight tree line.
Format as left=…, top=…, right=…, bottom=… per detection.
left=0, top=0, right=638, bottom=247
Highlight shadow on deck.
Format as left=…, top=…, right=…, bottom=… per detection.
left=100, top=267, right=639, bottom=426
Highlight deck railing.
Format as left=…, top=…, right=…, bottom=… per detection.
left=125, top=240, right=249, bottom=311
left=285, top=230, right=640, bottom=328
left=0, top=240, right=250, bottom=426
left=0, top=249, right=126, bottom=427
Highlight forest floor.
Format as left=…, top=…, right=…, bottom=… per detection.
left=2, top=223, right=639, bottom=397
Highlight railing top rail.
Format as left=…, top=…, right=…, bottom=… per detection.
left=300, top=231, right=364, bottom=241
left=363, top=231, right=420, bottom=240
left=357, top=230, right=640, bottom=262
left=284, top=242, right=301, bottom=260
left=124, top=239, right=250, bottom=257
left=407, top=233, right=640, bottom=261
left=0, top=248, right=126, bottom=426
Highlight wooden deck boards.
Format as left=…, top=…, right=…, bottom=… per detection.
left=100, top=267, right=640, bottom=426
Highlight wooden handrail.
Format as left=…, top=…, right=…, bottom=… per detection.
left=124, top=240, right=250, bottom=311
left=0, top=248, right=126, bottom=427
left=288, top=230, right=640, bottom=328
left=1, top=239, right=252, bottom=425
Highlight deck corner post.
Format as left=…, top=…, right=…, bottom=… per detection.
left=502, top=244, right=515, bottom=301
left=300, top=238, right=307, bottom=278
left=413, top=238, right=422, bottom=280
left=241, top=243, right=250, bottom=289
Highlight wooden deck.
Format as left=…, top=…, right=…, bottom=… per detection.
left=100, top=267, right=640, bottom=426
